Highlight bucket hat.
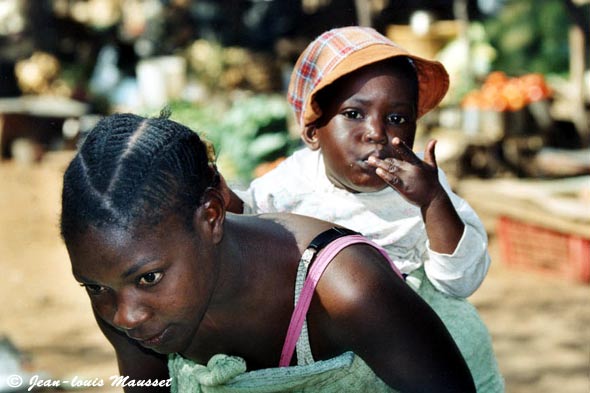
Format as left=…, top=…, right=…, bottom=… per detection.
left=287, top=26, right=449, bottom=127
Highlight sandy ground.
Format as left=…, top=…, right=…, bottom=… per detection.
left=0, top=151, right=589, bottom=393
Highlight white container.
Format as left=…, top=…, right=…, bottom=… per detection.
left=136, top=55, right=187, bottom=109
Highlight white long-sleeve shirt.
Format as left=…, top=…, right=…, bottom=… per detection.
left=235, top=148, right=491, bottom=298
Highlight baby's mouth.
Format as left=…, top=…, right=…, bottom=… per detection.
left=362, top=152, right=383, bottom=166
left=358, top=157, right=378, bottom=172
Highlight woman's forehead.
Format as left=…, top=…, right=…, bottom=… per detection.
left=67, top=212, right=198, bottom=274
left=68, top=225, right=139, bottom=273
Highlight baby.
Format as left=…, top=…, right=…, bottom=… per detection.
left=230, top=26, right=504, bottom=392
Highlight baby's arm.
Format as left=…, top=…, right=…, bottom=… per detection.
left=368, top=138, right=490, bottom=297
left=425, top=178, right=491, bottom=297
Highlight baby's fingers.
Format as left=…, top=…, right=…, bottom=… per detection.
left=391, top=137, right=421, bottom=165
left=423, top=139, right=438, bottom=168
left=369, top=157, right=404, bottom=188
left=367, top=155, right=389, bottom=169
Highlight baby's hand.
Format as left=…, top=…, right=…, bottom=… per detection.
left=367, top=138, right=444, bottom=207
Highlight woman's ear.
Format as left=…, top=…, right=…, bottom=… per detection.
left=301, top=125, right=320, bottom=150
left=193, top=188, right=225, bottom=244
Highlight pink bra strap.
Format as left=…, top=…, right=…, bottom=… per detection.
left=279, top=235, right=402, bottom=367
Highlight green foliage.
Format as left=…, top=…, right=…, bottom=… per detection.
left=168, top=94, right=298, bottom=184
left=483, top=0, right=571, bottom=76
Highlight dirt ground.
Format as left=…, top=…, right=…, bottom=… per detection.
left=1, top=151, right=589, bottom=393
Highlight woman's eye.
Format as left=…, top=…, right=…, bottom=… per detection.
left=80, top=283, right=106, bottom=295
left=342, top=110, right=362, bottom=119
left=387, top=114, right=407, bottom=124
left=138, top=272, right=163, bottom=286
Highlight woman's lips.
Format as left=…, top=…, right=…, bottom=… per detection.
left=132, top=327, right=169, bottom=347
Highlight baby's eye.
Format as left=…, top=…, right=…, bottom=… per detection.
left=80, top=283, right=106, bottom=295
left=342, top=110, right=363, bottom=119
left=386, top=114, right=407, bottom=125
left=138, top=272, right=163, bottom=287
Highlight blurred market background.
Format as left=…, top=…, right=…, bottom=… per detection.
left=0, top=1, right=589, bottom=392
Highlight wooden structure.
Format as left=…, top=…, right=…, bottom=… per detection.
left=458, top=176, right=590, bottom=284
left=0, top=95, right=88, bottom=161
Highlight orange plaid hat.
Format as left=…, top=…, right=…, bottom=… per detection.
left=287, top=26, right=449, bottom=128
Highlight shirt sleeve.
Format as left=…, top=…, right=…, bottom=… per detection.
left=423, top=169, right=492, bottom=298
left=233, top=149, right=310, bottom=214
left=233, top=175, right=277, bottom=214
left=234, top=187, right=257, bottom=214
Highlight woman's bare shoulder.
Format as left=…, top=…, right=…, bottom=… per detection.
left=260, top=212, right=339, bottom=244
left=313, top=245, right=475, bottom=392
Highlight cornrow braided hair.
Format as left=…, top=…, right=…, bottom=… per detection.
left=60, top=112, right=219, bottom=241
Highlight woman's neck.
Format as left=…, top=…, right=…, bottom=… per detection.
left=182, top=214, right=302, bottom=365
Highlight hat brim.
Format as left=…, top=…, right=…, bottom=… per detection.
left=303, top=43, right=449, bottom=126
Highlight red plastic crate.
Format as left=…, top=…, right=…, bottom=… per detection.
left=496, top=216, right=590, bottom=283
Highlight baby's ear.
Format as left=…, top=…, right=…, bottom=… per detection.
left=301, top=125, right=320, bottom=150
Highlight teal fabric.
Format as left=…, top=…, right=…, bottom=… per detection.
left=409, top=266, right=505, bottom=393
left=168, top=351, right=395, bottom=393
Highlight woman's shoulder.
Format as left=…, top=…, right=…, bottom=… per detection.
left=315, top=242, right=405, bottom=306
left=259, top=212, right=337, bottom=248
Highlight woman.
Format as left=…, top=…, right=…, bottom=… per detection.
left=60, top=112, right=474, bottom=392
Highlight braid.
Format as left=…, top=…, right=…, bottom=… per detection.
left=81, top=114, right=136, bottom=194
left=61, top=113, right=215, bottom=241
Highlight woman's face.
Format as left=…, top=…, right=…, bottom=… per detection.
left=66, top=215, right=218, bottom=355
left=314, top=63, right=417, bottom=193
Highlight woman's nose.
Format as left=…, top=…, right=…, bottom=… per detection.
left=112, top=291, right=150, bottom=331
left=363, top=118, right=387, bottom=145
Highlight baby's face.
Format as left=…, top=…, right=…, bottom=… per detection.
left=313, top=63, right=417, bottom=193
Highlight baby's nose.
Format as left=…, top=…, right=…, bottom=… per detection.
left=364, top=120, right=387, bottom=144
